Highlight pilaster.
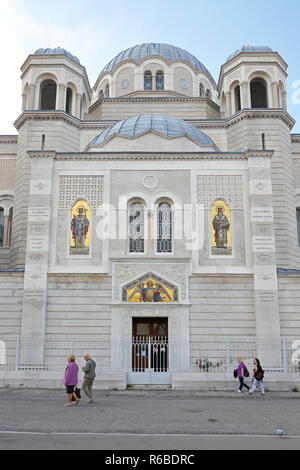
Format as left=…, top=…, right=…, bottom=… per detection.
left=21, top=151, right=55, bottom=365
left=247, top=152, right=281, bottom=367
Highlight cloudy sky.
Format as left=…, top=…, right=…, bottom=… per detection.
left=1, top=0, right=300, bottom=133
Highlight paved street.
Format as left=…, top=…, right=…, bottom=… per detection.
left=0, top=388, right=300, bottom=450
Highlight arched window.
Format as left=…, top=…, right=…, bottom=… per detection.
left=297, top=208, right=300, bottom=247
left=157, top=202, right=172, bottom=253
left=129, top=202, right=145, bottom=253
left=156, top=71, right=164, bottom=90
left=0, top=208, right=4, bottom=247
left=40, top=79, right=57, bottom=110
left=206, top=89, right=211, bottom=99
left=66, top=87, right=73, bottom=114
left=144, top=71, right=152, bottom=91
left=234, top=85, right=241, bottom=112
left=104, top=84, right=109, bottom=98
left=199, top=83, right=205, bottom=97
left=250, top=78, right=268, bottom=108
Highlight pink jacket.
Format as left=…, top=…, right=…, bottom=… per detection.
left=64, top=362, right=79, bottom=386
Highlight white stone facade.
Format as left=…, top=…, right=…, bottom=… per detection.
left=0, top=43, right=300, bottom=388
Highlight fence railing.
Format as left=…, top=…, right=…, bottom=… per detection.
left=0, top=335, right=299, bottom=374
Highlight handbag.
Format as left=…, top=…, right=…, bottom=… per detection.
left=233, top=369, right=238, bottom=378
left=72, top=387, right=81, bottom=401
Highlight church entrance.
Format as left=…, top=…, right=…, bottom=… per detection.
left=127, top=317, right=171, bottom=385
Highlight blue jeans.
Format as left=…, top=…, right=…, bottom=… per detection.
left=238, top=376, right=250, bottom=391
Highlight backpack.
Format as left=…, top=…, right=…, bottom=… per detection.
left=255, top=369, right=264, bottom=381
left=244, top=366, right=250, bottom=378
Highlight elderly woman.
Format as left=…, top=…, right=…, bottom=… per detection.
left=64, top=355, right=80, bottom=406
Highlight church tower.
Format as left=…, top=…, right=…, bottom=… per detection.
left=10, top=48, right=91, bottom=268
left=218, top=45, right=299, bottom=269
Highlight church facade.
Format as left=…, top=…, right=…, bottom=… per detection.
left=0, top=43, right=300, bottom=387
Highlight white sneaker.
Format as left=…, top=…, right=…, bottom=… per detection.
left=237, top=390, right=241, bottom=393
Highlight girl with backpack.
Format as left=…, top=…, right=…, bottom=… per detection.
left=236, top=357, right=250, bottom=393
left=248, top=358, right=265, bottom=396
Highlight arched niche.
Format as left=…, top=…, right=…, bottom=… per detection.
left=210, top=199, right=232, bottom=255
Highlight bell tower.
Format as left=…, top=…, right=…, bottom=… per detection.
left=218, top=46, right=299, bottom=270
left=10, top=48, right=91, bottom=268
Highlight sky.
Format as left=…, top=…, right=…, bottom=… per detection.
left=1, top=0, right=300, bottom=134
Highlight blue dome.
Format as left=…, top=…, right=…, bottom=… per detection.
left=34, top=48, right=80, bottom=64
left=89, top=114, right=215, bottom=147
left=227, top=46, right=272, bottom=62
left=101, top=43, right=211, bottom=75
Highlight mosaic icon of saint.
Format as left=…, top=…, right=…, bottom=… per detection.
left=212, top=206, right=230, bottom=248
left=71, top=206, right=89, bottom=248
left=128, top=280, right=172, bottom=302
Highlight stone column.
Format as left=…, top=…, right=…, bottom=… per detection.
left=3, top=215, right=10, bottom=247
left=75, top=93, right=82, bottom=119
left=282, top=91, right=287, bottom=111
left=28, top=84, right=36, bottom=110
left=240, top=82, right=249, bottom=109
left=20, top=151, right=55, bottom=367
left=247, top=151, right=282, bottom=368
left=225, top=92, right=232, bottom=117
left=58, top=84, right=67, bottom=110
left=271, top=82, right=279, bottom=108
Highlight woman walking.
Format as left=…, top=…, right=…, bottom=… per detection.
left=64, top=355, right=80, bottom=406
left=248, top=358, right=265, bottom=396
left=236, top=357, right=250, bottom=393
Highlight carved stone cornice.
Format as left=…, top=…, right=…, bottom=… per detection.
left=14, top=111, right=82, bottom=131
left=51, top=150, right=266, bottom=162
left=89, top=96, right=220, bottom=114
left=225, top=108, right=295, bottom=130
left=0, top=135, right=18, bottom=144
left=27, top=150, right=56, bottom=160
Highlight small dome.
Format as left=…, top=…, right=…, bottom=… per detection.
left=101, top=42, right=211, bottom=76
left=89, top=114, right=215, bottom=147
left=34, top=47, right=80, bottom=64
left=227, top=46, right=272, bottom=62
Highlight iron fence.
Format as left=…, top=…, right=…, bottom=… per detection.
left=0, top=335, right=299, bottom=374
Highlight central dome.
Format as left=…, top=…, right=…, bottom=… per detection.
left=89, top=114, right=215, bottom=147
left=101, top=42, right=211, bottom=75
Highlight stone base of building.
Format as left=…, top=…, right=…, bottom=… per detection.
left=0, top=371, right=127, bottom=390
left=1, top=371, right=300, bottom=392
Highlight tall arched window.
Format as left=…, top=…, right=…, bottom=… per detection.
left=297, top=207, right=300, bottom=247
left=144, top=71, right=152, bottom=91
left=156, top=71, right=164, bottom=90
left=104, top=84, right=109, bottom=98
left=129, top=202, right=145, bottom=253
left=234, top=85, right=241, bottom=112
left=40, top=79, right=57, bottom=110
left=157, top=202, right=172, bottom=253
left=206, top=89, right=211, bottom=99
left=199, top=83, right=205, bottom=97
left=0, top=208, right=4, bottom=247
left=66, top=87, right=73, bottom=114
left=250, top=78, right=268, bottom=108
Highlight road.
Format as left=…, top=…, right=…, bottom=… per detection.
left=0, top=388, right=299, bottom=450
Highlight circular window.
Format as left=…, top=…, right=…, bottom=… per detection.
left=121, top=79, right=130, bottom=89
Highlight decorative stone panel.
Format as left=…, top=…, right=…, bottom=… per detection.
left=0, top=160, right=16, bottom=190
left=197, top=175, right=243, bottom=209
left=59, top=175, right=104, bottom=209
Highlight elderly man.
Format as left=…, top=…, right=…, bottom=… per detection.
left=81, top=354, right=96, bottom=403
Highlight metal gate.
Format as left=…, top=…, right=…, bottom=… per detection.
left=127, top=336, right=171, bottom=385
